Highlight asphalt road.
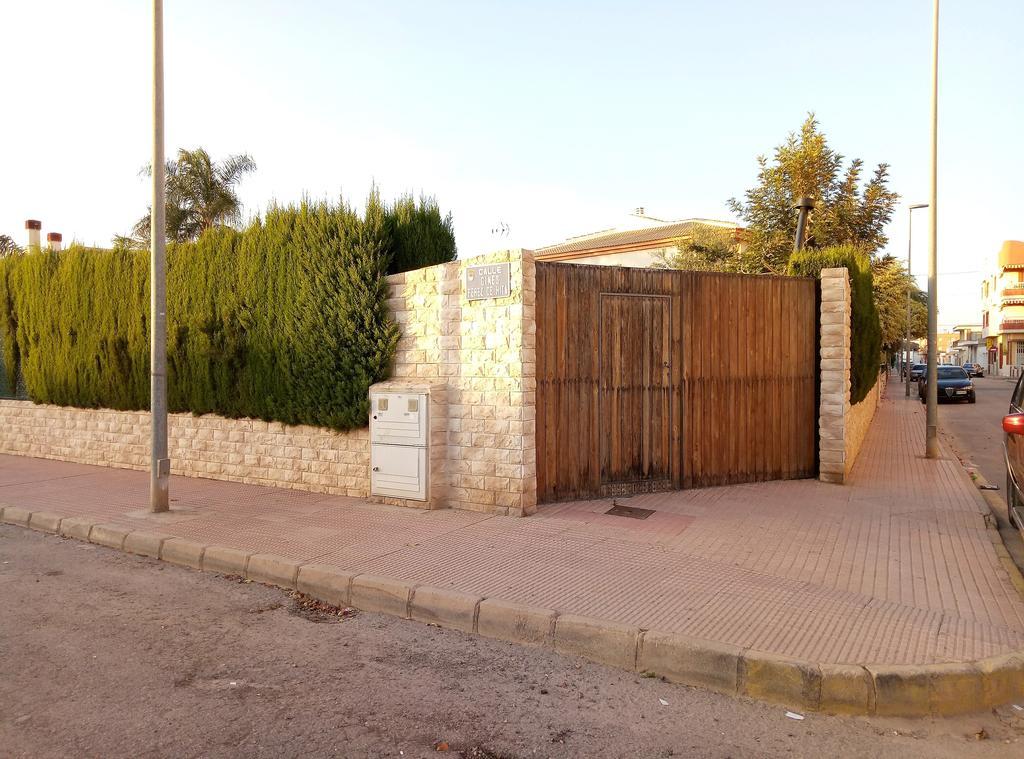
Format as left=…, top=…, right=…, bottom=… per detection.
left=931, top=375, right=1024, bottom=566
left=2, top=526, right=1023, bottom=758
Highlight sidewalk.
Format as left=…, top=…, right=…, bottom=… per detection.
left=2, top=379, right=1023, bottom=673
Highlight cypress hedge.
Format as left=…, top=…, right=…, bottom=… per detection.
left=788, top=245, right=883, bottom=405
left=0, top=194, right=455, bottom=430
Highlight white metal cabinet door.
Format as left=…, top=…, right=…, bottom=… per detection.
left=370, top=393, right=427, bottom=446
left=371, top=443, right=427, bottom=500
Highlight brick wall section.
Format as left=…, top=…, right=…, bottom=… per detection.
left=0, top=400, right=371, bottom=496
left=818, top=268, right=852, bottom=484
left=0, top=249, right=537, bottom=516
left=845, top=371, right=885, bottom=474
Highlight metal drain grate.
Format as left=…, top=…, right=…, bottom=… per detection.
left=605, top=503, right=655, bottom=520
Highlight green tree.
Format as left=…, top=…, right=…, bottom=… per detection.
left=651, top=224, right=756, bottom=273
left=871, top=254, right=928, bottom=357
left=727, top=114, right=899, bottom=273
left=132, top=147, right=256, bottom=244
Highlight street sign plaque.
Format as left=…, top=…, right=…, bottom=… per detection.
left=465, top=263, right=511, bottom=301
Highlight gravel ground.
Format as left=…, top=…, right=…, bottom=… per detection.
left=1, top=524, right=1022, bottom=758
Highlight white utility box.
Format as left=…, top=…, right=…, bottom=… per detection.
left=369, top=389, right=429, bottom=501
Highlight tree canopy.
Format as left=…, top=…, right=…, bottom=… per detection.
left=871, top=253, right=928, bottom=357
left=651, top=224, right=754, bottom=273
left=727, top=114, right=899, bottom=273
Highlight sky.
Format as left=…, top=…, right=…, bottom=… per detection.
left=2, top=0, right=1022, bottom=329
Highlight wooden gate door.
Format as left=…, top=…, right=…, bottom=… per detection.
left=599, top=294, right=673, bottom=495
left=535, top=262, right=818, bottom=504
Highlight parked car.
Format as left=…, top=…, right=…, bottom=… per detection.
left=963, top=362, right=984, bottom=377
left=1001, top=376, right=1024, bottom=531
left=918, top=365, right=976, bottom=403
left=909, top=363, right=927, bottom=382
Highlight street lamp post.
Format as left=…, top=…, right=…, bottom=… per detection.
left=793, top=197, right=815, bottom=251
left=905, top=203, right=928, bottom=397
left=925, top=0, right=940, bottom=459
left=150, top=0, right=169, bottom=511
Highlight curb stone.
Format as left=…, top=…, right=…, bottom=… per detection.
left=638, top=630, right=741, bottom=696
left=409, top=585, right=482, bottom=634
left=59, top=517, right=96, bottom=541
left=28, top=511, right=64, bottom=534
left=477, top=598, right=557, bottom=648
left=159, top=538, right=207, bottom=569
left=296, top=564, right=357, bottom=608
left=4, top=513, right=1024, bottom=717
left=246, top=553, right=303, bottom=589
left=202, top=545, right=252, bottom=575
left=818, top=663, right=875, bottom=715
left=739, top=652, right=822, bottom=712
left=2, top=506, right=32, bottom=527
left=89, top=523, right=130, bottom=550
left=349, top=574, right=415, bottom=618
left=553, top=614, right=641, bottom=671
left=124, top=531, right=171, bottom=559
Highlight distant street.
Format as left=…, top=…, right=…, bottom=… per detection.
left=936, top=375, right=1014, bottom=487
left=3, top=526, right=1021, bottom=759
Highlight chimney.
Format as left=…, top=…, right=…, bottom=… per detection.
left=47, top=232, right=63, bottom=252
left=25, top=219, right=42, bottom=249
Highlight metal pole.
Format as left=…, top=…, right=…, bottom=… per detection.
left=905, top=209, right=913, bottom=397
left=150, top=0, right=170, bottom=511
left=793, top=197, right=814, bottom=251
left=925, top=0, right=940, bottom=459
left=905, top=203, right=928, bottom=397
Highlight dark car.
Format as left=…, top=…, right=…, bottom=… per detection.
left=918, top=365, right=975, bottom=403
left=1002, top=376, right=1024, bottom=531
left=963, top=362, right=984, bottom=378
left=909, top=363, right=927, bottom=381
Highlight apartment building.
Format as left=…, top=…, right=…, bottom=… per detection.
left=981, top=240, right=1024, bottom=376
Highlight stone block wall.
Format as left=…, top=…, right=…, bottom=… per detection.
left=817, top=267, right=884, bottom=484
left=845, top=371, right=885, bottom=473
left=0, top=249, right=537, bottom=515
left=0, top=399, right=370, bottom=496
left=818, top=268, right=852, bottom=483
left=385, top=249, right=537, bottom=515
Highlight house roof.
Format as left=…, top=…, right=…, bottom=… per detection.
left=536, top=219, right=740, bottom=259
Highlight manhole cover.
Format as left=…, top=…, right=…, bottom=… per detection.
left=606, top=504, right=655, bottom=520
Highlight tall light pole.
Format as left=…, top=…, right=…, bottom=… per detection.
left=150, top=0, right=170, bottom=511
left=925, top=0, right=940, bottom=459
left=905, top=203, right=928, bottom=397
left=793, top=197, right=815, bottom=251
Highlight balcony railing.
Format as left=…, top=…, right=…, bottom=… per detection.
left=1002, top=288, right=1024, bottom=300
left=1000, top=320, right=1024, bottom=332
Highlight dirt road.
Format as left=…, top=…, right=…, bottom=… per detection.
left=1, top=525, right=1022, bottom=758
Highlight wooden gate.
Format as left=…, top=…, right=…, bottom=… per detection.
left=535, top=263, right=819, bottom=503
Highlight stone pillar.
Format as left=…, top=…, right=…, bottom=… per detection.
left=819, top=267, right=851, bottom=483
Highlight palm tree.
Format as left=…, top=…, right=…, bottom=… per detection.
left=132, top=148, right=256, bottom=244
left=0, top=234, right=21, bottom=257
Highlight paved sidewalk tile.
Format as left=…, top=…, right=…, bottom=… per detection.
left=2, top=376, right=1023, bottom=666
